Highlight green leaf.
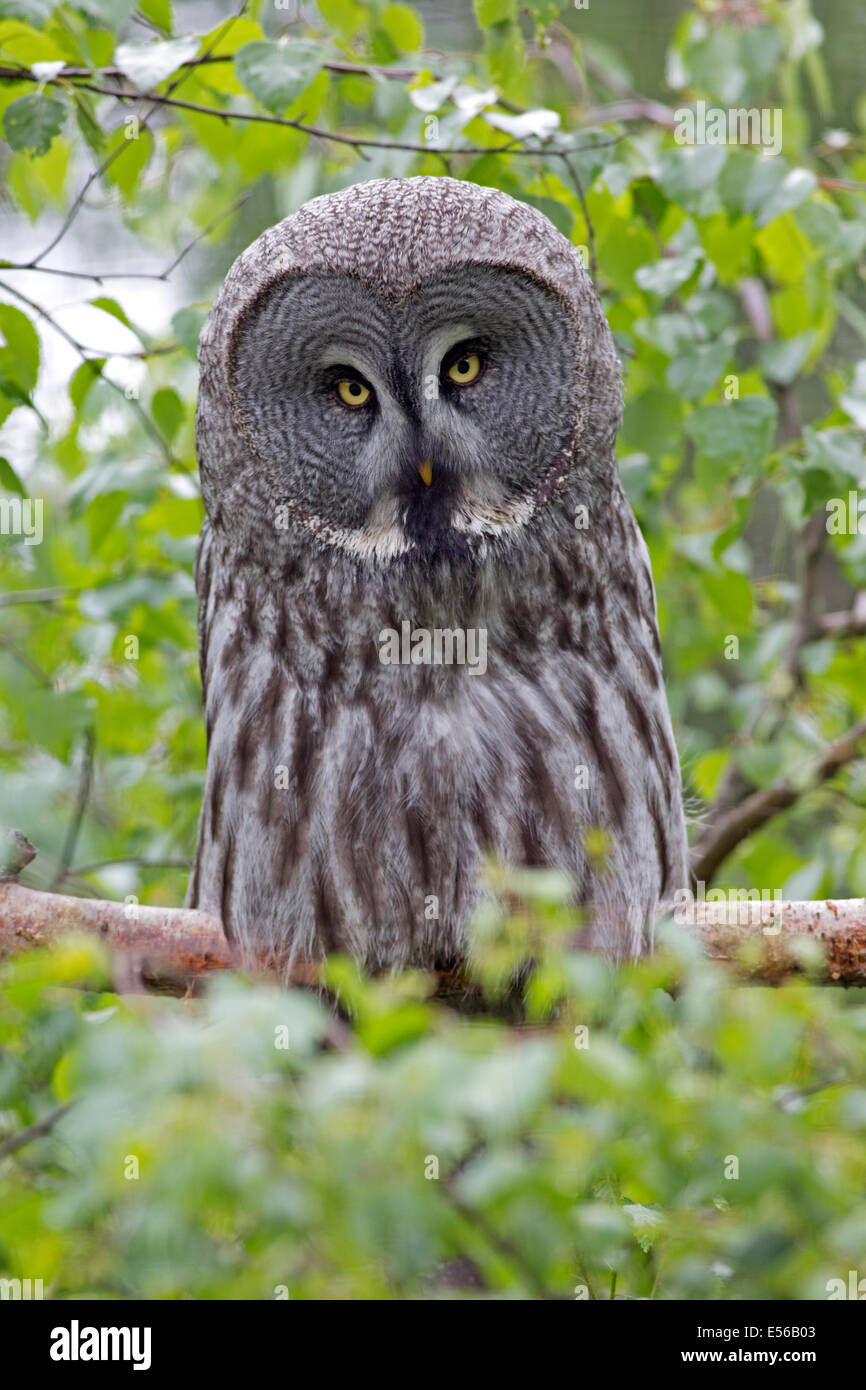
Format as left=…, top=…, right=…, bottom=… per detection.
left=114, top=37, right=199, bottom=91
left=686, top=396, right=778, bottom=468
left=234, top=40, right=324, bottom=114
left=88, top=297, right=135, bottom=332
left=0, top=303, right=39, bottom=392
left=656, top=144, right=727, bottom=206
left=152, top=387, right=184, bottom=442
left=69, top=358, right=105, bottom=410
left=758, top=331, right=814, bottom=386
left=102, top=125, right=154, bottom=200
left=139, top=0, right=172, bottom=33
left=171, top=305, right=207, bottom=359
left=800, top=426, right=863, bottom=490
left=74, top=0, right=137, bottom=30
left=381, top=4, right=423, bottom=53
left=0, top=0, right=55, bottom=20
left=0, top=455, right=25, bottom=495
left=474, top=0, right=516, bottom=24
left=754, top=167, right=817, bottom=228
left=71, top=90, right=105, bottom=155
left=0, top=370, right=33, bottom=413
left=2, top=92, right=65, bottom=155
left=79, top=571, right=194, bottom=620
left=667, top=339, right=731, bottom=401
left=634, top=249, right=703, bottom=298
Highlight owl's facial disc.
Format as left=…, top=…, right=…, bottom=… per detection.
left=229, top=265, right=579, bottom=563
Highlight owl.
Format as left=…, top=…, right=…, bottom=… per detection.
left=188, top=176, right=688, bottom=972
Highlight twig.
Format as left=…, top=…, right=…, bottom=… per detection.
left=705, top=508, right=825, bottom=825
left=50, top=727, right=95, bottom=891
left=63, top=855, right=191, bottom=877
left=443, top=1183, right=555, bottom=1299
left=24, top=1, right=248, bottom=269
left=584, top=99, right=675, bottom=128
left=0, top=1102, right=72, bottom=1159
left=3, top=192, right=250, bottom=284
left=0, top=634, right=53, bottom=686
left=0, top=278, right=173, bottom=463
left=556, top=146, right=596, bottom=278
left=818, top=177, right=866, bottom=193
left=0, top=587, right=76, bottom=607
left=21, top=76, right=625, bottom=160
left=160, top=190, right=253, bottom=280
left=691, top=717, right=866, bottom=882
left=813, top=591, right=866, bottom=641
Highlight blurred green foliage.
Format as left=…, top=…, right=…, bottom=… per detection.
left=1, top=0, right=866, bottom=1301
left=2, top=885, right=866, bottom=1299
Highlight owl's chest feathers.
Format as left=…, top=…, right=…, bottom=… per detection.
left=194, top=532, right=684, bottom=964
left=202, top=541, right=671, bottom=860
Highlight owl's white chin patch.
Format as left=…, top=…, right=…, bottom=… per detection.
left=294, top=477, right=541, bottom=563
left=450, top=484, right=538, bottom=537
left=329, top=516, right=412, bottom=562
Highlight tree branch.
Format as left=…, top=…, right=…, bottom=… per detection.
left=2, top=879, right=866, bottom=988
left=0, top=878, right=318, bottom=991
left=0, top=587, right=77, bottom=607
left=0, top=1102, right=72, bottom=1159
left=813, top=591, right=866, bottom=641
left=701, top=506, right=828, bottom=834
left=50, top=727, right=95, bottom=891
left=691, top=717, right=866, bottom=882
left=0, top=277, right=175, bottom=464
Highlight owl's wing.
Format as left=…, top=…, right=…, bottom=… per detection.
left=193, top=517, right=215, bottom=692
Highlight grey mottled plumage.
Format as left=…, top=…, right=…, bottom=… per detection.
left=188, top=176, right=688, bottom=969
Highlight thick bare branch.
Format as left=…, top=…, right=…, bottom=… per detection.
left=0, top=879, right=235, bottom=982
left=2, top=880, right=866, bottom=988
left=683, top=896, right=866, bottom=985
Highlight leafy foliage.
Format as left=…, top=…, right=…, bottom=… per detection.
left=1, top=886, right=866, bottom=1299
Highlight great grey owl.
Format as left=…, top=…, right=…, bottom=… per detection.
left=188, top=176, right=688, bottom=971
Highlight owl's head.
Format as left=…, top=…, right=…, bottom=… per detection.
left=198, top=177, right=622, bottom=568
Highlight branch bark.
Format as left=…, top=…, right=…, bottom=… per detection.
left=683, top=896, right=866, bottom=985
left=0, top=879, right=318, bottom=992
left=2, top=880, right=866, bottom=987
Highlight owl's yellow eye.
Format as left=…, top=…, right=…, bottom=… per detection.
left=446, top=352, right=482, bottom=386
left=336, top=378, right=371, bottom=407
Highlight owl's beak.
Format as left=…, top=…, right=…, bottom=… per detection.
left=418, top=460, right=433, bottom=487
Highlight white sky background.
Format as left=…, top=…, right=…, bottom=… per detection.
left=0, top=184, right=197, bottom=484
left=0, top=0, right=235, bottom=481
